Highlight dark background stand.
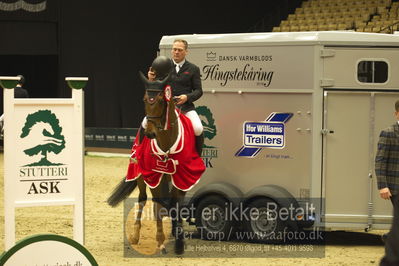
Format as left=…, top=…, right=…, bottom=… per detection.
left=0, top=0, right=302, bottom=128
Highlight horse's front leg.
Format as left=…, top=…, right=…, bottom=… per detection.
left=154, top=201, right=167, bottom=254
left=150, top=179, right=168, bottom=255
left=129, top=177, right=147, bottom=245
left=171, top=188, right=186, bottom=255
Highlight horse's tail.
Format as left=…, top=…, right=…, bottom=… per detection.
left=107, top=177, right=138, bottom=207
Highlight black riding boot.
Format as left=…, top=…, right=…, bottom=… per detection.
left=138, top=126, right=145, bottom=144
left=195, top=133, right=204, bottom=157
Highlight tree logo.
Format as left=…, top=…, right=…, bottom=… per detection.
left=20, top=110, right=66, bottom=166
left=196, top=105, right=217, bottom=148
left=196, top=105, right=218, bottom=168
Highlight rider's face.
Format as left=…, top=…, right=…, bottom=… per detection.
left=171, top=41, right=187, bottom=63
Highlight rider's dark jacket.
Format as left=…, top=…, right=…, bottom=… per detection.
left=170, top=60, right=202, bottom=113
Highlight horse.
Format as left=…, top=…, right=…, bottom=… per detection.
left=107, top=71, right=205, bottom=255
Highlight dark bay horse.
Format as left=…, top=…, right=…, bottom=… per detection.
left=108, top=71, right=205, bottom=255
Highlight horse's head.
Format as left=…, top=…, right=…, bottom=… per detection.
left=139, top=71, right=172, bottom=139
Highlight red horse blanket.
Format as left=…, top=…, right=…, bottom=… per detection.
left=125, top=111, right=205, bottom=191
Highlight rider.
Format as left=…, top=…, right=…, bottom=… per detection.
left=144, top=39, right=204, bottom=156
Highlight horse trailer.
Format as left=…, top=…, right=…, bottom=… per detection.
left=158, top=32, right=398, bottom=241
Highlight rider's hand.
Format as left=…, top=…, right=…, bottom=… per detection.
left=148, top=67, right=156, bottom=81
left=174, top=95, right=188, bottom=105
left=379, top=187, right=392, bottom=200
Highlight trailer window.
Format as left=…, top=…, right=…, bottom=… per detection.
left=357, top=61, right=388, bottom=83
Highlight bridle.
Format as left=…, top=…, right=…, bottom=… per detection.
left=145, top=89, right=168, bottom=131
left=139, top=70, right=176, bottom=133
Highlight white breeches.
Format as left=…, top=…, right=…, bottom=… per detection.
left=184, top=110, right=203, bottom=136
left=141, top=110, right=203, bottom=136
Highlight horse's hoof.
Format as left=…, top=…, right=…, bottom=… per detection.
left=158, top=244, right=167, bottom=255
left=161, top=247, right=168, bottom=255
left=175, top=239, right=185, bottom=255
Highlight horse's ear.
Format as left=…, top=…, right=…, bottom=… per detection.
left=138, top=71, right=149, bottom=88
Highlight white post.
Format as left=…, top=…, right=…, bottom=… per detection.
left=67, top=77, right=87, bottom=245
left=2, top=76, right=21, bottom=250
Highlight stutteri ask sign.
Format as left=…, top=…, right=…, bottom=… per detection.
left=16, top=108, right=74, bottom=198
left=1, top=76, right=88, bottom=250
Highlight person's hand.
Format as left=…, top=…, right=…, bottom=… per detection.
left=147, top=67, right=156, bottom=81
left=379, top=187, right=392, bottom=200
left=174, top=95, right=188, bottom=105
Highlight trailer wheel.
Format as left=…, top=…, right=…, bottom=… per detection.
left=244, top=198, right=287, bottom=243
left=195, top=195, right=234, bottom=241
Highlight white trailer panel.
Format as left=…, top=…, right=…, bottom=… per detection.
left=159, top=32, right=399, bottom=236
